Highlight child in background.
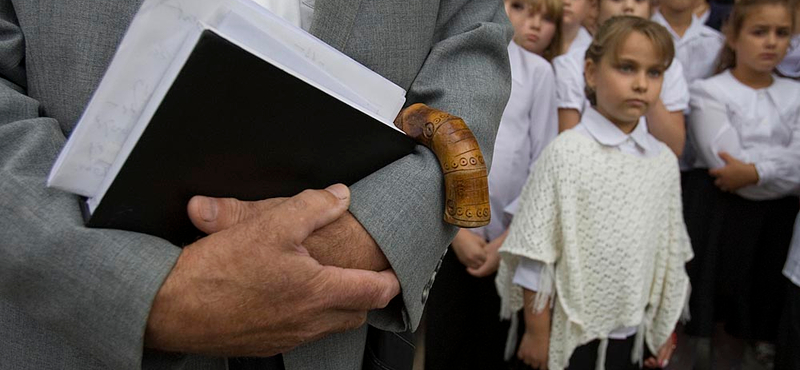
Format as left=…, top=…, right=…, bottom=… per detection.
left=776, top=0, right=800, bottom=79
left=423, top=0, right=563, bottom=368
left=776, top=210, right=800, bottom=370
left=684, top=0, right=799, bottom=367
left=554, top=0, right=690, bottom=158
left=652, top=0, right=725, bottom=84
left=562, top=0, right=595, bottom=53
left=694, top=0, right=734, bottom=32
left=496, top=16, right=693, bottom=370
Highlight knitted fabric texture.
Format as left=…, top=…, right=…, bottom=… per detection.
left=495, top=130, right=693, bottom=370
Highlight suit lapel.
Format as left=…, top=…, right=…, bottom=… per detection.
left=309, top=0, right=363, bottom=51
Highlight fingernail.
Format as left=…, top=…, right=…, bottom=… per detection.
left=325, top=184, right=349, bottom=200
left=197, top=196, right=217, bottom=222
left=662, top=359, right=669, bottom=368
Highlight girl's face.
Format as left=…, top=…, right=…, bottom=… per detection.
left=506, top=0, right=558, bottom=55
left=563, top=0, right=592, bottom=28
left=585, top=31, right=665, bottom=129
left=731, top=4, right=793, bottom=74
left=597, top=0, right=651, bottom=24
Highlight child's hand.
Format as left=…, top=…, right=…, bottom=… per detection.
left=709, top=152, right=759, bottom=192
left=467, top=229, right=508, bottom=277
left=451, top=229, right=487, bottom=270
left=517, top=330, right=549, bottom=369
left=644, top=332, right=677, bottom=369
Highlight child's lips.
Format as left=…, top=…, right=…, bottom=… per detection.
left=625, top=99, right=647, bottom=108
left=759, top=52, right=778, bottom=60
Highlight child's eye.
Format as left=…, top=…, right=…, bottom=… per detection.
left=511, top=1, right=525, bottom=10
left=617, top=64, right=634, bottom=73
left=647, top=69, right=663, bottom=78
left=777, top=28, right=792, bottom=38
left=751, top=28, right=767, bottom=36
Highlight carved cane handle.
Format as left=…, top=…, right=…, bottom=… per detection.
left=394, top=103, right=490, bottom=228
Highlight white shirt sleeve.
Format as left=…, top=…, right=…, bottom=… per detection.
left=749, top=117, right=800, bottom=197
left=505, top=62, right=560, bottom=217
left=512, top=256, right=545, bottom=291
left=662, top=60, right=690, bottom=113
left=554, top=53, right=586, bottom=112
left=688, top=81, right=748, bottom=169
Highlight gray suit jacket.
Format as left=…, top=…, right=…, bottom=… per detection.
left=0, top=0, right=511, bottom=369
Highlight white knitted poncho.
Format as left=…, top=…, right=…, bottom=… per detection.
left=496, top=130, right=693, bottom=370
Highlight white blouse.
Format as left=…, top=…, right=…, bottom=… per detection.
left=513, top=107, right=664, bottom=339
left=568, top=27, right=593, bottom=54
left=651, top=11, right=725, bottom=84
left=554, top=44, right=690, bottom=115
left=480, top=42, right=559, bottom=241
left=688, top=70, right=800, bottom=200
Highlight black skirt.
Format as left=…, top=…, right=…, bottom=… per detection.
left=682, top=169, right=799, bottom=341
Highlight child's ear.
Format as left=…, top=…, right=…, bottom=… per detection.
left=584, top=59, right=597, bottom=90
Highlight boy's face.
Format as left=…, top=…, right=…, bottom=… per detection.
left=563, top=0, right=592, bottom=28
left=585, top=31, right=664, bottom=129
left=598, top=0, right=651, bottom=24
left=505, top=0, right=558, bottom=55
left=731, top=4, right=792, bottom=74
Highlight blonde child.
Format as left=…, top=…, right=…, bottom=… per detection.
left=457, top=0, right=565, bottom=277
left=554, top=0, right=690, bottom=158
left=683, top=0, right=799, bottom=366
left=496, top=16, right=693, bottom=370
left=424, top=0, right=564, bottom=368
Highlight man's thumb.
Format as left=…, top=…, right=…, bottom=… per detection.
left=718, top=151, right=733, bottom=164
left=187, top=196, right=254, bottom=234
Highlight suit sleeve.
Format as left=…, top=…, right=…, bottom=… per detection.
left=350, top=0, right=513, bottom=331
left=0, top=3, right=180, bottom=369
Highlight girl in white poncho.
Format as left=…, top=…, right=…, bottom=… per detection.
left=496, top=16, right=693, bottom=370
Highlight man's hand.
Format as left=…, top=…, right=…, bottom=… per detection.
left=451, top=229, right=487, bottom=270
left=144, top=184, right=400, bottom=357
left=709, top=152, right=759, bottom=192
left=188, top=191, right=389, bottom=271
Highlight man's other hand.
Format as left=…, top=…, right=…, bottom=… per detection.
left=187, top=188, right=389, bottom=271
left=144, top=184, right=400, bottom=357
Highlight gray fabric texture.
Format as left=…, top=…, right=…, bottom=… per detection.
left=0, top=0, right=512, bottom=369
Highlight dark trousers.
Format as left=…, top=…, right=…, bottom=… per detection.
left=775, top=281, right=800, bottom=370
left=424, top=249, right=510, bottom=370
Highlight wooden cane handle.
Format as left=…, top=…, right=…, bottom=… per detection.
left=394, top=103, right=490, bottom=228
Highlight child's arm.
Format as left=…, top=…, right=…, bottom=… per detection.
left=644, top=332, right=677, bottom=369
left=558, top=108, right=581, bottom=132
left=644, top=98, right=686, bottom=156
left=518, top=288, right=551, bottom=369
left=451, top=228, right=488, bottom=270
left=467, top=228, right=508, bottom=277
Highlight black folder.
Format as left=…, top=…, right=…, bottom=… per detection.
left=85, top=29, right=416, bottom=246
